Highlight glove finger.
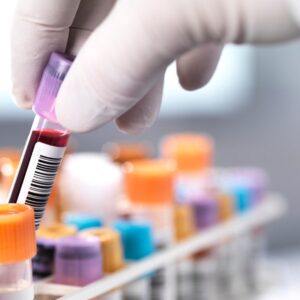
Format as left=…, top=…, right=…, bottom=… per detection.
left=11, top=0, right=81, bottom=108
left=67, top=0, right=117, bottom=55
left=10, top=0, right=116, bottom=108
left=176, top=44, right=223, bottom=91
left=116, top=74, right=164, bottom=134
left=56, top=0, right=300, bottom=132
left=56, top=0, right=168, bottom=132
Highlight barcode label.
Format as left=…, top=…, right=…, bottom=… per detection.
left=17, top=142, right=66, bottom=229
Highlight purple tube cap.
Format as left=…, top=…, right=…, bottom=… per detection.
left=54, top=236, right=102, bottom=286
left=33, top=52, right=74, bottom=123
left=189, top=196, right=218, bottom=229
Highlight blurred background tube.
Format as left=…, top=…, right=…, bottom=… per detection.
left=114, top=220, right=155, bottom=300
left=124, top=159, right=177, bottom=300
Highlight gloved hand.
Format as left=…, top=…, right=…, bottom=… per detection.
left=11, top=0, right=300, bottom=133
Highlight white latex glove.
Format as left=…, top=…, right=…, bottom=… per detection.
left=11, top=0, right=300, bottom=133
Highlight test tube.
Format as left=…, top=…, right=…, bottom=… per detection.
left=0, top=204, right=36, bottom=300
left=81, top=228, right=124, bottom=300
left=160, top=133, right=213, bottom=203
left=124, top=159, right=177, bottom=300
left=232, top=168, right=269, bottom=292
left=8, top=52, right=73, bottom=229
left=54, top=236, right=102, bottom=286
left=213, top=186, right=236, bottom=298
left=32, top=224, right=77, bottom=280
left=64, top=213, right=103, bottom=230
left=114, top=220, right=155, bottom=300
left=221, top=172, right=254, bottom=298
left=173, top=204, right=196, bottom=300
left=190, top=196, right=219, bottom=300
left=103, top=142, right=151, bottom=220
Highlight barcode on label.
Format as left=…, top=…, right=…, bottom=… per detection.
left=25, top=155, right=62, bottom=228
left=17, top=142, right=66, bottom=229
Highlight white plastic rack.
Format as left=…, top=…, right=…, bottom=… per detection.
left=34, top=194, right=286, bottom=300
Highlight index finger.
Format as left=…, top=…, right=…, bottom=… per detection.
left=10, top=0, right=80, bottom=108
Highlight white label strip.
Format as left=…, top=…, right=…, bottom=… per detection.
left=17, top=142, right=66, bottom=228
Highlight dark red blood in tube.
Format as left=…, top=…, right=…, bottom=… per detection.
left=8, top=129, right=69, bottom=203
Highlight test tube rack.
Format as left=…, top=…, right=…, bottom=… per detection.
left=34, top=193, right=286, bottom=300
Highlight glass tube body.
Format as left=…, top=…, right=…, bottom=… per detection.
left=131, top=204, right=176, bottom=300
left=0, top=260, right=34, bottom=300
left=8, top=116, right=69, bottom=229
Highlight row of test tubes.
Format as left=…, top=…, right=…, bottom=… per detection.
left=0, top=132, right=269, bottom=300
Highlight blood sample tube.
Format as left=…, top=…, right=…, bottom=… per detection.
left=173, top=204, right=196, bottom=300
left=8, top=52, right=73, bottom=229
left=81, top=228, right=124, bottom=300
left=114, top=220, right=155, bottom=300
left=160, top=133, right=213, bottom=203
left=230, top=168, right=268, bottom=293
left=214, top=190, right=236, bottom=298
left=241, top=169, right=268, bottom=292
left=124, top=159, right=177, bottom=300
left=190, top=196, right=219, bottom=300
left=32, top=224, right=77, bottom=280
left=220, top=171, right=254, bottom=298
left=54, top=236, right=102, bottom=286
left=0, top=204, right=36, bottom=300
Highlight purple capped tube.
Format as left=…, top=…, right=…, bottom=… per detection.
left=8, top=52, right=73, bottom=229
left=189, top=196, right=219, bottom=230
left=54, top=236, right=102, bottom=286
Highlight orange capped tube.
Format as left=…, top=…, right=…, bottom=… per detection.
left=160, top=133, right=214, bottom=203
left=124, top=159, right=177, bottom=300
left=0, top=204, right=36, bottom=300
left=161, top=133, right=213, bottom=172
left=124, top=159, right=175, bottom=206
